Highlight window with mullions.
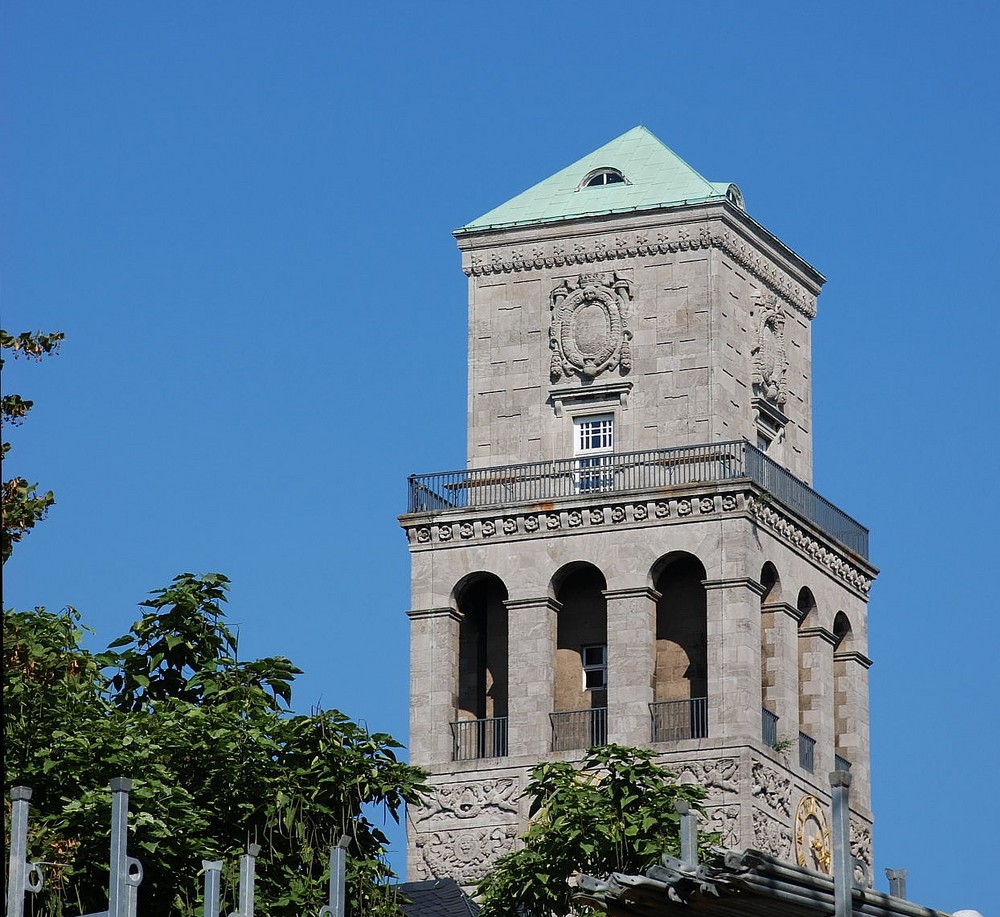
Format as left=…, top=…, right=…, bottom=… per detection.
left=574, top=415, right=615, bottom=493
left=582, top=644, right=607, bottom=690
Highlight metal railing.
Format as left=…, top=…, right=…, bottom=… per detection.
left=762, top=707, right=779, bottom=747
left=649, top=697, right=708, bottom=742
left=550, top=707, right=608, bottom=751
left=407, top=439, right=868, bottom=559
left=835, top=754, right=852, bottom=772
left=451, top=716, right=508, bottom=760
left=799, top=731, right=816, bottom=773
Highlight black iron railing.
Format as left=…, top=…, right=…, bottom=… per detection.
left=799, top=731, right=816, bottom=773
left=451, top=716, right=508, bottom=761
left=550, top=707, right=608, bottom=751
left=407, top=440, right=868, bottom=559
left=762, top=707, right=779, bottom=747
left=649, top=698, right=708, bottom=742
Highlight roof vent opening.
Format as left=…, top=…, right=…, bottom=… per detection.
left=580, top=168, right=627, bottom=190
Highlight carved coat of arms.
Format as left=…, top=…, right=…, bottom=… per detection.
left=549, top=272, right=633, bottom=381
left=750, top=292, right=788, bottom=406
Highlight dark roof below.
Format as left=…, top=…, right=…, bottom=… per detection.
left=398, top=878, right=479, bottom=917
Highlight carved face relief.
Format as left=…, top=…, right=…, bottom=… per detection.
left=750, top=292, right=788, bottom=406
left=550, top=272, right=633, bottom=381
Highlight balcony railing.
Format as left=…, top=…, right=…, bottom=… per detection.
left=550, top=707, right=607, bottom=751
left=762, top=707, right=779, bottom=747
left=799, top=731, right=816, bottom=773
left=650, top=698, right=708, bottom=742
left=451, top=716, right=508, bottom=761
left=407, top=439, right=868, bottom=559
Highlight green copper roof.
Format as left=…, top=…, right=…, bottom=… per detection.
left=458, top=126, right=738, bottom=233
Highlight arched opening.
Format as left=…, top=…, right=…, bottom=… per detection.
left=759, top=562, right=782, bottom=747
left=796, top=587, right=819, bottom=772
left=453, top=573, right=509, bottom=759
left=551, top=563, right=608, bottom=750
left=833, top=611, right=853, bottom=771
left=651, top=553, right=708, bottom=740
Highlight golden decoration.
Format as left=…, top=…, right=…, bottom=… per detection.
left=793, top=794, right=832, bottom=874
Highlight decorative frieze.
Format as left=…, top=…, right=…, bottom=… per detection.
left=464, top=226, right=816, bottom=318
left=705, top=805, right=741, bottom=849
left=406, top=483, right=870, bottom=595
left=752, top=808, right=793, bottom=860
left=670, top=757, right=740, bottom=803
left=746, top=496, right=873, bottom=595
left=412, top=778, right=520, bottom=828
left=751, top=760, right=793, bottom=818
left=411, top=825, right=518, bottom=885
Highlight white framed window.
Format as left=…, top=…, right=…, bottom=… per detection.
left=582, top=644, right=607, bottom=690
left=574, top=414, right=615, bottom=492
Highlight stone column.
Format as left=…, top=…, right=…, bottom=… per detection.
left=833, top=649, right=872, bottom=811
left=704, top=578, right=764, bottom=741
left=761, top=601, right=800, bottom=747
left=798, top=626, right=837, bottom=778
left=604, top=587, right=658, bottom=746
left=407, top=607, right=460, bottom=767
left=505, top=596, right=559, bottom=759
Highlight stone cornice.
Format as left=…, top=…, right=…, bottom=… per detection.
left=833, top=650, right=874, bottom=669
left=401, top=481, right=874, bottom=599
left=703, top=577, right=768, bottom=596
left=602, top=586, right=661, bottom=602
left=407, top=607, right=462, bottom=622
left=798, top=625, right=839, bottom=646
left=761, top=601, right=804, bottom=621
left=459, top=216, right=818, bottom=319
left=503, top=596, right=561, bottom=613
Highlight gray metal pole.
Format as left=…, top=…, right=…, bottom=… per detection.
left=6, top=787, right=43, bottom=917
left=230, top=844, right=261, bottom=917
left=202, top=860, right=223, bottom=917
left=830, top=770, right=853, bottom=917
left=674, top=800, right=698, bottom=870
left=107, top=778, right=133, bottom=917
left=319, top=836, right=351, bottom=917
left=886, top=869, right=907, bottom=899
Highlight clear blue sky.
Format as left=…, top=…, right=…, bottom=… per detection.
left=4, top=2, right=998, bottom=912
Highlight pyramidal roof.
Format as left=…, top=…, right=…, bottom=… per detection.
left=458, top=126, right=738, bottom=234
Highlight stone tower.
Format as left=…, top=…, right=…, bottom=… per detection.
left=400, top=127, right=877, bottom=887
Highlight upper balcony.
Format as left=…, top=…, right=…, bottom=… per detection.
left=406, top=439, right=869, bottom=560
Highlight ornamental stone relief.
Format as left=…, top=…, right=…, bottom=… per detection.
left=851, top=822, right=873, bottom=885
left=548, top=273, right=633, bottom=381
left=750, top=760, right=792, bottom=818
left=412, top=778, right=520, bottom=828
left=464, top=227, right=816, bottom=318
left=750, top=292, right=788, bottom=407
left=704, top=805, right=741, bottom=849
left=412, top=825, right=518, bottom=885
left=752, top=808, right=793, bottom=860
left=671, top=758, right=740, bottom=803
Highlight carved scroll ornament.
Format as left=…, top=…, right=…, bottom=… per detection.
left=750, top=292, right=788, bottom=406
left=549, top=272, right=633, bottom=381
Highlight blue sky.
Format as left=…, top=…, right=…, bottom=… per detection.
left=4, top=2, right=998, bottom=912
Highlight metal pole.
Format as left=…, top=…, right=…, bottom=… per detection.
left=319, top=836, right=351, bottom=917
left=107, top=778, right=134, bottom=917
left=674, top=800, right=698, bottom=870
left=230, top=844, right=260, bottom=917
left=202, top=860, right=223, bottom=917
left=886, top=869, right=907, bottom=899
left=6, top=787, right=43, bottom=917
left=830, top=770, right=853, bottom=917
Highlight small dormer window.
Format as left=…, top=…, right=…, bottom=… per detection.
left=580, top=168, right=627, bottom=189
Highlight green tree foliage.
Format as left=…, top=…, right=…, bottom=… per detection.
left=476, top=745, right=712, bottom=917
left=4, top=574, right=427, bottom=916
left=1, top=329, right=65, bottom=564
